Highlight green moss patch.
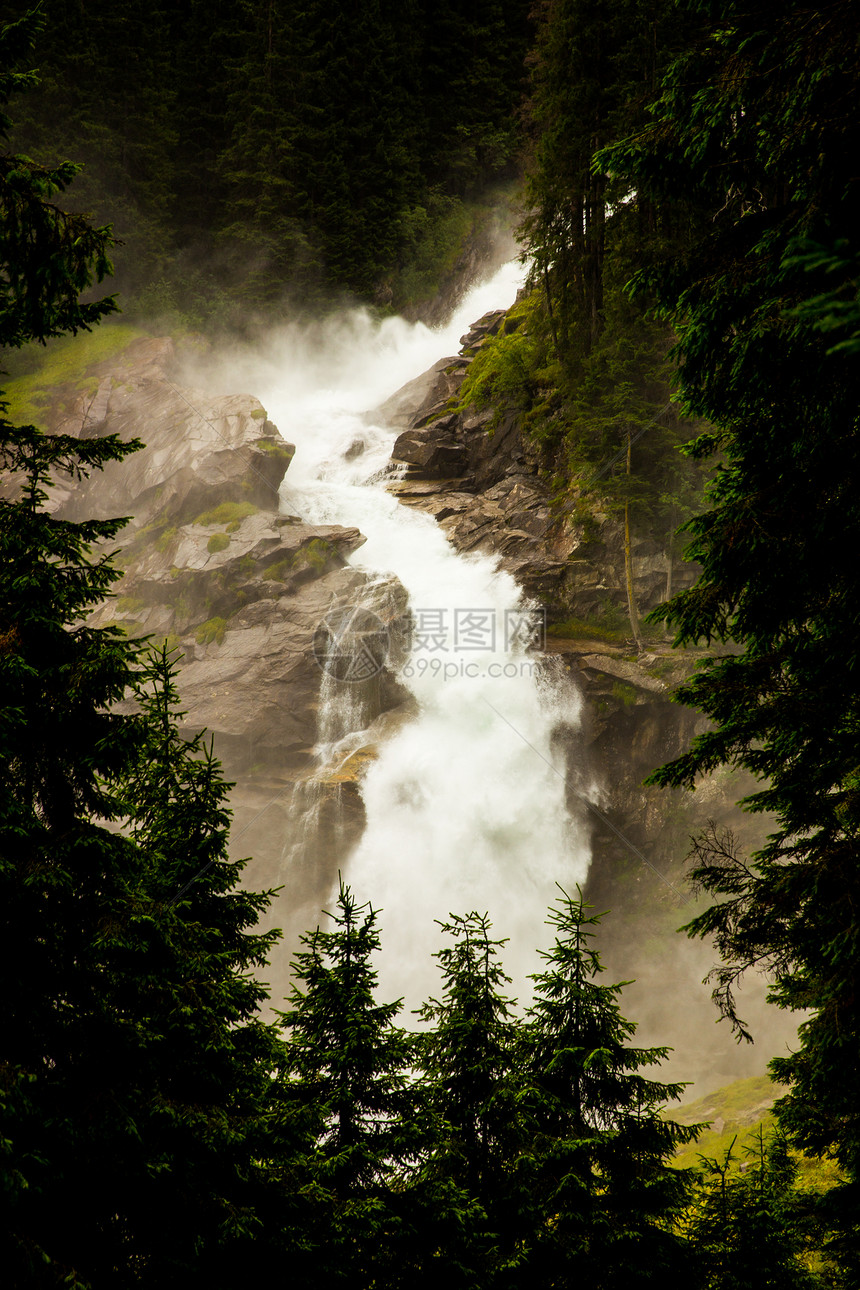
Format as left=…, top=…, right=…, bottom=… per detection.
left=207, top=533, right=230, bottom=554
left=304, top=538, right=334, bottom=570
left=610, top=680, right=637, bottom=707
left=259, top=539, right=336, bottom=583
left=195, top=617, right=227, bottom=646
left=154, top=526, right=178, bottom=553
left=261, top=557, right=293, bottom=581
left=194, top=501, right=258, bottom=527
left=115, top=594, right=147, bottom=613
left=257, top=439, right=293, bottom=461
left=547, top=617, right=627, bottom=644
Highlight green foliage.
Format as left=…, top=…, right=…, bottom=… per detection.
left=0, top=43, right=288, bottom=1277
left=5, top=0, right=531, bottom=317
left=153, top=523, right=177, bottom=553
left=195, top=616, right=227, bottom=646
left=520, top=889, right=698, bottom=1285
left=258, top=537, right=334, bottom=578
left=1, top=322, right=146, bottom=422
left=546, top=598, right=629, bottom=643
left=257, top=439, right=293, bottom=461
left=418, top=912, right=518, bottom=1178
left=601, top=2, right=860, bottom=1273
left=194, top=500, right=259, bottom=526
left=206, top=532, right=230, bottom=554
left=685, top=1132, right=827, bottom=1289
left=113, top=647, right=288, bottom=1280
left=413, top=911, right=530, bottom=1283
left=304, top=537, right=334, bottom=571
left=0, top=33, right=117, bottom=352
left=415, top=0, right=529, bottom=195
left=261, top=557, right=293, bottom=581
left=610, top=680, right=637, bottom=707
left=388, top=192, right=502, bottom=311
left=459, top=309, right=542, bottom=425
left=115, top=593, right=147, bottom=614
left=7, top=0, right=178, bottom=305
left=673, top=1076, right=779, bottom=1173
left=507, top=0, right=708, bottom=565
left=277, top=882, right=417, bottom=1284
left=546, top=619, right=623, bottom=644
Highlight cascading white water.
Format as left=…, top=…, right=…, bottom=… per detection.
left=232, top=262, right=591, bottom=1006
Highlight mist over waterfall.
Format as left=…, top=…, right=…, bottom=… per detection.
left=206, top=262, right=592, bottom=1006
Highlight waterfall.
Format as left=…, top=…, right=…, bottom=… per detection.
left=247, top=262, right=591, bottom=1006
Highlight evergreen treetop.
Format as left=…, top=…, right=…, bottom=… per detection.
left=521, top=889, right=698, bottom=1286
left=277, top=881, right=419, bottom=1285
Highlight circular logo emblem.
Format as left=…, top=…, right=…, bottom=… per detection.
left=312, top=606, right=390, bottom=683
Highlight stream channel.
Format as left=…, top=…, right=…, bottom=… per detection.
left=247, top=260, right=592, bottom=1007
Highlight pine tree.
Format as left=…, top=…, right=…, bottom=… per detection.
left=520, top=889, right=697, bottom=1286
left=416, top=0, right=530, bottom=194
left=512, top=0, right=707, bottom=643
left=687, top=1131, right=824, bottom=1290
left=520, top=0, right=620, bottom=355
left=0, top=419, right=145, bottom=1284
left=520, top=0, right=695, bottom=359
left=414, top=912, right=528, bottom=1287
left=6, top=0, right=180, bottom=299
left=116, top=648, right=291, bottom=1282
left=216, top=0, right=322, bottom=306
left=278, top=882, right=417, bottom=1285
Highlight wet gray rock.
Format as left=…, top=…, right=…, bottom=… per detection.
left=48, top=337, right=294, bottom=527
left=577, top=653, right=667, bottom=697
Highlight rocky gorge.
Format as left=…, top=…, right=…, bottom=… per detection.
left=13, top=283, right=787, bottom=1086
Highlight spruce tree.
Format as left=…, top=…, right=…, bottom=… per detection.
left=117, top=648, right=290, bottom=1282
left=687, top=1131, right=824, bottom=1290
left=414, top=912, right=528, bottom=1287
left=0, top=376, right=288, bottom=1284
left=6, top=0, right=180, bottom=299
left=278, top=882, right=417, bottom=1285
left=520, top=890, right=698, bottom=1286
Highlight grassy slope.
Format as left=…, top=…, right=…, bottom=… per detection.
left=673, top=1075, right=842, bottom=1190
left=2, top=323, right=150, bottom=423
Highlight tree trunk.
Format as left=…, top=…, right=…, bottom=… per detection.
left=624, top=427, right=643, bottom=653
left=543, top=263, right=559, bottom=354
left=664, top=507, right=677, bottom=631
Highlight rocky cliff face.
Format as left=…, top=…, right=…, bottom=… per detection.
left=27, top=324, right=715, bottom=892
left=378, top=306, right=696, bottom=624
